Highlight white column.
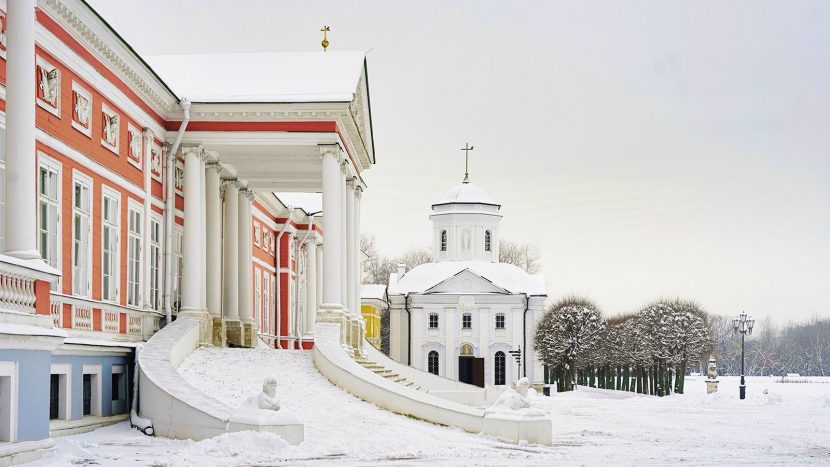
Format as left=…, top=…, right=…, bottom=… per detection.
left=180, top=150, right=206, bottom=312
left=205, top=162, right=222, bottom=317
left=354, top=187, right=362, bottom=314
left=141, top=130, right=153, bottom=309
left=3, top=0, right=39, bottom=259
left=319, top=145, right=342, bottom=310
left=200, top=159, right=208, bottom=311
left=345, top=179, right=356, bottom=319
left=316, top=244, right=323, bottom=308
left=222, top=180, right=240, bottom=322
left=304, top=237, right=317, bottom=335
left=238, top=190, right=254, bottom=324
left=340, top=165, right=349, bottom=315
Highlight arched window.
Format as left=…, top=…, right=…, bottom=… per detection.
left=428, top=351, right=439, bottom=375
left=484, top=230, right=491, bottom=252
left=494, top=351, right=506, bottom=385
left=440, top=230, right=448, bottom=251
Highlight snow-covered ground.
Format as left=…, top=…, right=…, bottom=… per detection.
left=32, top=348, right=830, bottom=466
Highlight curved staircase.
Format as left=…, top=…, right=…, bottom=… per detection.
left=354, top=356, right=423, bottom=392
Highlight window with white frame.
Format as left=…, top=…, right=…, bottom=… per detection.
left=428, top=313, right=439, bottom=329
left=495, top=313, right=505, bottom=330
left=255, top=269, right=262, bottom=327
left=127, top=205, right=142, bottom=307
left=270, top=276, right=276, bottom=334
left=110, top=365, right=127, bottom=414
left=149, top=217, right=162, bottom=311
left=173, top=228, right=183, bottom=311
left=462, top=313, right=472, bottom=329
left=38, top=160, right=61, bottom=290
left=428, top=351, right=439, bottom=375
left=0, top=361, right=19, bottom=442
left=262, top=272, right=270, bottom=333
left=81, top=364, right=102, bottom=417
left=494, top=351, right=506, bottom=385
left=72, top=176, right=92, bottom=296
left=102, top=191, right=120, bottom=301
left=49, top=364, right=71, bottom=421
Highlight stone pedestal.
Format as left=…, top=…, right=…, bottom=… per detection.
left=225, top=319, right=242, bottom=347
left=178, top=310, right=211, bottom=346
left=212, top=317, right=225, bottom=347
left=706, top=379, right=719, bottom=394
left=242, top=322, right=256, bottom=348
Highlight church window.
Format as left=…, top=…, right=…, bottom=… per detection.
left=428, top=351, right=439, bottom=375
left=484, top=230, right=491, bottom=252
left=462, top=313, right=472, bottom=329
left=494, top=351, right=506, bottom=385
left=428, top=313, right=439, bottom=329
left=440, top=230, right=447, bottom=251
left=495, top=313, right=505, bottom=330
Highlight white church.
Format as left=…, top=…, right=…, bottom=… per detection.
left=387, top=175, right=547, bottom=388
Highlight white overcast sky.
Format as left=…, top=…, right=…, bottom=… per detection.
left=88, top=0, right=830, bottom=321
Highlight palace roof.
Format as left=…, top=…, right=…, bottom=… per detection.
left=388, top=261, right=545, bottom=296
left=145, top=51, right=367, bottom=103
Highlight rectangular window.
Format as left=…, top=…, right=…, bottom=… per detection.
left=49, top=374, right=60, bottom=420
left=149, top=217, right=162, bottom=311
left=82, top=374, right=91, bottom=416
left=255, top=269, right=262, bottom=328
left=111, top=365, right=127, bottom=414
left=270, top=276, right=276, bottom=334
left=262, top=273, right=270, bottom=332
left=102, top=192, right=120, bottom=302
left=429, top=313, right=439, bottom=329
left=38, top=162, right=60, bottom=290
left=173, top=228, right=184, bottom=311
left=72, top=178, right=91, bottom=296
left=462, top=313, right=472, bottom=329
left=495, top=313, right=505, bottom=330
left=127, top=206, right=142, bottom=307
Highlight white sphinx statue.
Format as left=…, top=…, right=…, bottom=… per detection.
left=485, top=377, right=546, bottom=417
left=242, top=375, right=282, bottom=412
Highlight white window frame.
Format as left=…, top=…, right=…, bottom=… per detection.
left=262, top=272, right=270, bottom=333
left=427, top=351, right=439, bottom=375
left=49, top=363, right=72, bottom=421
left=462, top=313, right=472, bottom=329
left=173, top=227, right=184, bottom=311
left=82, top=364, right=102, bottom=417
left=495, top=313, right=506, bottom=330
left=127, top=201, right=142, bottom=307
left=38, top=154, right=62, bottom=290
left=428, top=312, right=439, bottom=330
left=0, top=361, right=19, bottom=443
left=72, top=171, right=93, bottom=297
left=101, top=187, right=121, bottom=303
left=484, top=230, right=491, bottom=252
left=70, top=80, right=92, bottom=137
left=270, top=275, right=276, bottom=334
left=255, top=268, right=262, bottom=328
left=149, top=215, right=163, bottom=312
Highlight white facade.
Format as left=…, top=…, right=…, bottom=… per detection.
left=388, top=181, right=547, bottom=388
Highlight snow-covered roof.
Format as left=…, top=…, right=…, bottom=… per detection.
left=361, top=284, right=388, bottom=301
left=388, top=261, right=546, bottom=296
left=433, top=182, right=499, bottom=207
left=145, top=51, right=366, bottom=103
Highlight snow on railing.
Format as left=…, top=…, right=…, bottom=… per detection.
left=0, top=271, right=38, bottom=314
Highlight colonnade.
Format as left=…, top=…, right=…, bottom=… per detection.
left=177, top=144, right=365, bottom=352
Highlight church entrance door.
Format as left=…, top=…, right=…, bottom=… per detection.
left=458, top=356, right=485, bottom=388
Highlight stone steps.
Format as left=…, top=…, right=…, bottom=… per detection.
left=353, top=357, right=423, bottom=392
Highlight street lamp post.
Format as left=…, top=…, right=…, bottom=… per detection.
left=732, top=311, right=755, bottom=400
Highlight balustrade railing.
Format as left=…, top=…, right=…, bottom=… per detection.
left=0, top=271, right=37, bottom=314
left=50, top=298, right=63, bottom=327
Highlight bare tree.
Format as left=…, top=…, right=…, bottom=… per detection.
left=498, top=239, right=542, bottom=274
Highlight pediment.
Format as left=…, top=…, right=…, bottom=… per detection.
left=424, top=269, right=511, bottom=295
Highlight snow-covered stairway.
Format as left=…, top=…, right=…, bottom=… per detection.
left=353, top=356, right=423, bottom=391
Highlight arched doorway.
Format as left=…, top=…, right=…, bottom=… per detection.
left=458, top=343, right=484, bottom=387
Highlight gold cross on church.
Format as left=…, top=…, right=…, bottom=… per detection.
left=461, top=143, right=474, bottom=183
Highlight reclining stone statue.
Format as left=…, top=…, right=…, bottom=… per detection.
left=485, top=377, right=546, bottom=417
left=242, top=375, right=282, bottom=411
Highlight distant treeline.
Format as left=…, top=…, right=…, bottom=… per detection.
left=710, top=315, right=830, bottom=377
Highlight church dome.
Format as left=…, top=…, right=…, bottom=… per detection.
left=433, top=182, right=499, bottom=207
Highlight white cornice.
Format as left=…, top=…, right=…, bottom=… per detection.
left=39, top=0, right=178, bottom=116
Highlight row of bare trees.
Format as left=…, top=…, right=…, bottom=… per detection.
left=535, top=297, right=710, bottom=395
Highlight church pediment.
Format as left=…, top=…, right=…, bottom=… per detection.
left=424, top=269, right=511, bottom=295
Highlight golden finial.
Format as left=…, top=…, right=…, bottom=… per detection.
left=321, top=26, right=331, bottom=52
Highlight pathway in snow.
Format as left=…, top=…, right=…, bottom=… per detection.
left=33, top=347, right=830, bottom=466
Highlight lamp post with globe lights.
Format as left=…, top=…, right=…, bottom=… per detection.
left=732, top=311, right=755, bottom=400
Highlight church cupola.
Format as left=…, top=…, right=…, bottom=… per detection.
left=430, top=181, right=502, bottom=262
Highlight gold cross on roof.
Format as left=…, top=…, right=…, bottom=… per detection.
left=321, top=26, right=331, bottom=52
